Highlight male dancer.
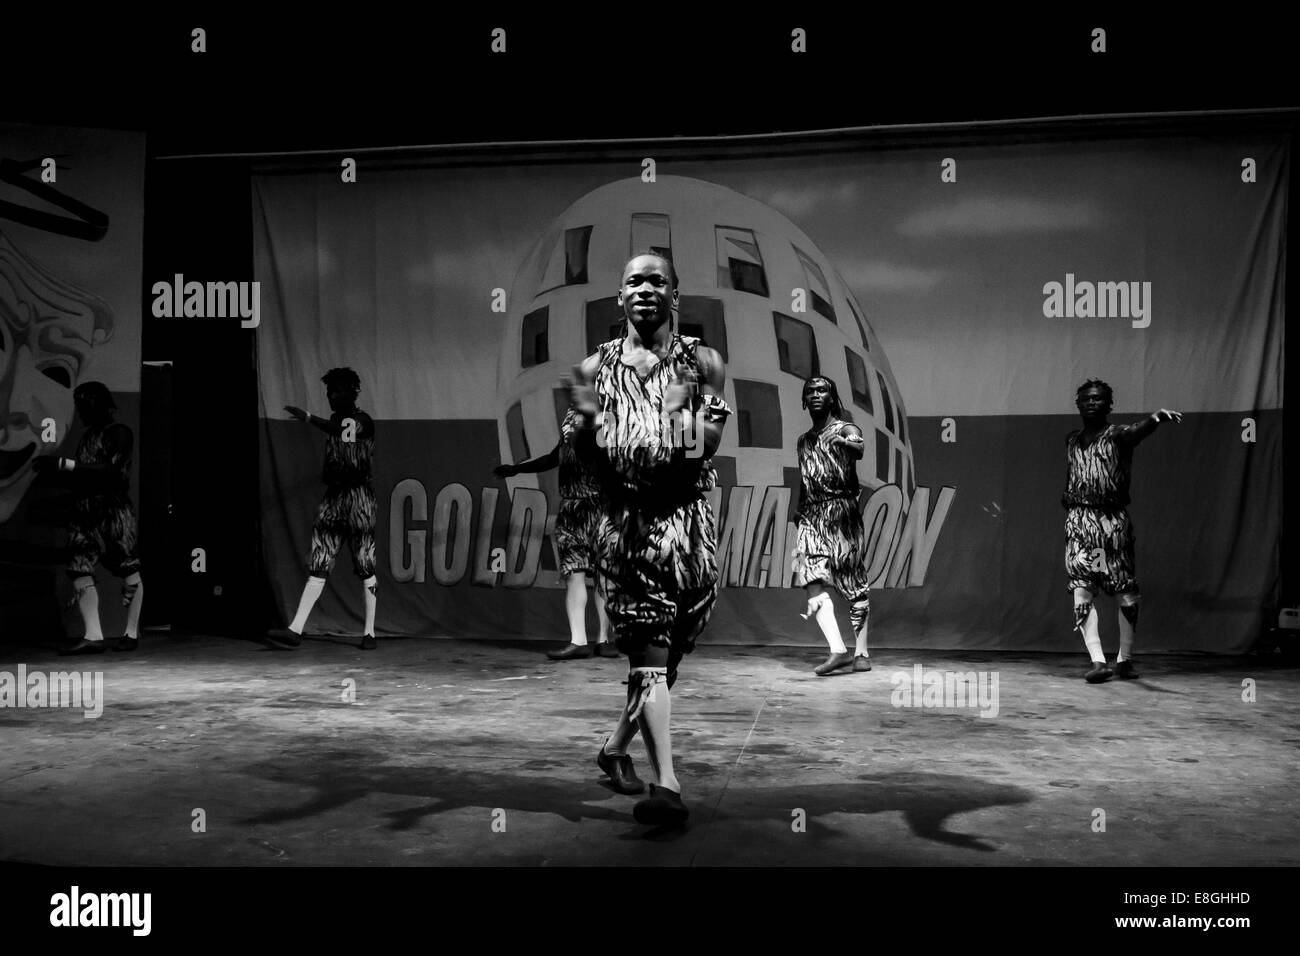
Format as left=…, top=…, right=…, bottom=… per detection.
left=494, top=407, right=617, bottom=660
left=32, top=382, right=144, bottom=654
left=791, top=376, right=871, bottom=675
left=268, top=368, right=379, bottom=650
left=1064, top=379, right=1180, bottom=682
left=570, top=253, right=730, bottom=827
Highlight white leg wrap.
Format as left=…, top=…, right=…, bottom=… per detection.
left=626, top=667, right=669, bottom=723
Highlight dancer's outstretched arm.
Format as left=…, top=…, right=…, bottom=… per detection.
left=1119, top=408, right=1182, bottom=446
left=494, top=442, right=561, bottom=479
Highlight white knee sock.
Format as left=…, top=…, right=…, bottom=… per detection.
left=122, top=573, right=143, bottom=638
left=74, top=576, right=104, bottom=642
left=362, top=576, right=378, bottom=637
left=1073, top=588, right=1103, bottom=663
left=289, top=576, right=326, bottom=634
left=594, top=584, right=610, bottom=644
left=1117, top=599, right=1139, bottom=662
left=564, top=573, right=588, bottom=645
left=804, top=591, right=846, bottom=654
left=631, top=667, right=678, bottom=793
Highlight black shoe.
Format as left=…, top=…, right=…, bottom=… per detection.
left=1115, top=659, right=1139, bottom=680
left=361, top=634, right=377, bottom=650
left=266, top=627, right=302, bottom=649
left=1084, top=661, right=1113, bottom=683
left=595, top=641, right=621, bottom=658
left=547, top=642, right=593, bottom=661
left=59, top=638, right=107, bottom=656
left=853, top=654, right=871, bottom=672
left=814, top=650, right=855, bottom=676
left=633, top=784, right=689, bottom=827
left=110, top=636, right=139, bottom=652
left=597, top=745, right=645, bottom=795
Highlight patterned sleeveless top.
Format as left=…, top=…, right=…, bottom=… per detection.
left=592, top=332, right=715, bottom=500
left=798, top=418, right=860, bottom=503
left=1064, top=423, right=1133, bottom=509
left=558, top=405, right=601, bottom=500
left=323, top=409, right=375, bottom=488
left=75, top=422, right=132, bottom=501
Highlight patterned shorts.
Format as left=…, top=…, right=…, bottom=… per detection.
left=309, top=485, right=378, bottom=578
left=67, top=497, right=141, bottom=579
left=595, top=496, right=719, bottom=658
left=554, top=496, right=602, bottom=577
left=791, top=498, right=870, bottom=603
left=1065, top=506, right=1138, bottom=595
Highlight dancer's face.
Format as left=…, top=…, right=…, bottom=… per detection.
left=803, top=380, right=833, bottom=415
left=326, top=386, right=356, bottom=413
left=74, top=394, right=112, bottom=429
left=1075, top=386, right=1111, bottom=423
left=618, top=255, right=678, bottom=330
left=0, top=232, right=111, bottom=522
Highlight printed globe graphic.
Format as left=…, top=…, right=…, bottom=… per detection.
left=496, top=175, right=914, bottom=534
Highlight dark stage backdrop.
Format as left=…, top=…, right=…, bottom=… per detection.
left=0, top=125, right=145, bottom=641
left=254, top=135, right=1287, bottom=653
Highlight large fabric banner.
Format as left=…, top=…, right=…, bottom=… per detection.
left=255, top=134, right=1286, bottom=653
left=0, top=126, right=146, bottom=639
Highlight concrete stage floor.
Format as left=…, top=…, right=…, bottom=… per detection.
left=1, top=633, right=1296, bottom=867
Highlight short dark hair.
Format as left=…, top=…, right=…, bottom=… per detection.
left=624, top=251, right=678, bottom=290
left=322, top=367, right=362, bottom=395
left=1076, top=379, right=1113, bottom=403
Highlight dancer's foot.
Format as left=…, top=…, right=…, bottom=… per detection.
left=595, top=641, right=621, bottom=658
left=814, top=650, right=855, bottom=676
left=1114, top=659, right=1139, bottom=680
left=1084, top=661, right=1113, bottom=683
left=360, top=634, right=377, bottom=650
left=853, top=654, right=871, bottom=672
left=597, top=744, right=645, bottom=795
left=110, top=636, right=138, bottom=652
left=547, top=642, right=593, bottom=661
left=266, top=627, right=302, bottom=649
left=59, top=638, right=106, bottom=656
left=633, top=784, right=689, bottom=827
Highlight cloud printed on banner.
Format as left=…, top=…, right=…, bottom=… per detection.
left=744, top=181, right=860, bottom=218
left=898, top=197, right=1103, bottom=237
left=836, top=260, right=949, bottom=293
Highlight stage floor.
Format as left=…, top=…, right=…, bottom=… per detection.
left=1, top=633, right=1296, bottom=866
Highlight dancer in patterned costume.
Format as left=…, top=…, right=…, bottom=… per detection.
left=1064, top=379, right=1180, bottom=683
left=494, top=404, right=617, bottom=660
left=268, top=368, right=379, bottom=650
left=791, top=376, right=871, bottom=675
left=570, top=253, right=730, bottom=827
left=33, top=382, right=144, bottom=654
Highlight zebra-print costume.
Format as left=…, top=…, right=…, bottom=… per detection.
left=67, top=422, right=141, bottom=579
left=792, top=418, right=870, bottom=603
left=1062, top=423, right=1138, bottom=595
left=308, top=409, right=377, bottom=579
left=590, top=333, right=720, bottom=657
left=554, top=405, right=602, bottom=576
